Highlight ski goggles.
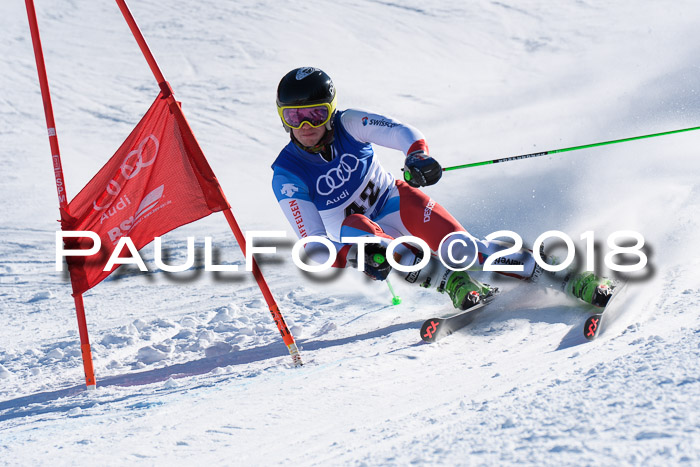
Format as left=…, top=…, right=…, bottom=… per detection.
left=277, top=98, right=336, bottom=129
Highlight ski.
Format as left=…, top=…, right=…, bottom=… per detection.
left=583, top=313, right=603, bottom=340
left=420, top=294, right=497, bottom=343
left=582, top=280, right=629, bottom=341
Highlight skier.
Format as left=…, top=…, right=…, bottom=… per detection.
left=271, top=67, right=612, bottom=310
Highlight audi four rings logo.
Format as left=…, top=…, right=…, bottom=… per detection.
left=316, top=153, right=360, bottom=196
left=93, top=135, right=160, bottom=211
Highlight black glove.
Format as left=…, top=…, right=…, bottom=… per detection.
left=403, top=150, right=442, bottom=187
left=362, top=243, right=392, bottom=281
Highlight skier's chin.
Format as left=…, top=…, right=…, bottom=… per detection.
left=293, top=127, right=326, bottom=147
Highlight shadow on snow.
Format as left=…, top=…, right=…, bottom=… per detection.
left=0, top=300, right=594, bottom=423
left=0, top=318, right=424, bottom=423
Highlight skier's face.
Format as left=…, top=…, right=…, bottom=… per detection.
left=292, top=122, right=326, bottom=147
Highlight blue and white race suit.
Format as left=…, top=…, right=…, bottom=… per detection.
left=271, top=109, right=537, bottom=277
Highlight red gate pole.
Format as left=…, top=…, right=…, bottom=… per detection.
left=220, top=209, right=302, bottom=366
left=25, top=0, right=97, bottom=388
left=115, top=0, right=302, bottom=366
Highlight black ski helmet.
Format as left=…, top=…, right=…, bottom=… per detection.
left=276, top=67, right=336, bottom=131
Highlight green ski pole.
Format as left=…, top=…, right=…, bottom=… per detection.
left=442, top=125, right=700, bottom=172
left=386, top=278, right=401, bottom=305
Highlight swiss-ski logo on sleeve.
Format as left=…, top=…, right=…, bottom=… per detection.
left=363, top=117, right=398, bottom=128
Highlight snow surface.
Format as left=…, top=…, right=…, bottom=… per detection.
left=2, top=0, right=700, bottom=465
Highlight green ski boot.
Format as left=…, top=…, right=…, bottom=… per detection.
left=442, top=271, right=493, bottom=310
left=566, top=272, right=614, bottom=307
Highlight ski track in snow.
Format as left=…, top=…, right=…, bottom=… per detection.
left=2, top=0, right=700, bottom=465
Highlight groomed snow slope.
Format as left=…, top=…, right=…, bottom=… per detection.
left=1, top=1, right=699, bottom=465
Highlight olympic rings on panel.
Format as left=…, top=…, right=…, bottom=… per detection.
left=93, top=135, right=160, bottom=211
left=120, top=134, right=159, bottom=180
